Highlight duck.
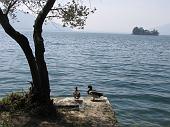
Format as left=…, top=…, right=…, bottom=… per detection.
left=87, top=85, right=103, bottom=101
left=73, top=87, right=80, bottom=99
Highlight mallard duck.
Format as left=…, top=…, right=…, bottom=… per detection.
left=87, top=85, right=103, bottom=101
left=73, top=87, right=80, bottom=99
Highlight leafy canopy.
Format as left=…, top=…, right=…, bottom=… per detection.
left=0, top=0, right=96, bottom=29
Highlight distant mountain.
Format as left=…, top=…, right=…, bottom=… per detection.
left=156, top=24, right=170, bottom=35
left=7, top=11, right=72, bottom=32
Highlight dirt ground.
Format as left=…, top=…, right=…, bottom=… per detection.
left=0, top=97, right=118, bottom=127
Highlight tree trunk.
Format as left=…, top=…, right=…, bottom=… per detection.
left=0, top=8, right=41, bottom=97
left=0, top=0, right=56, bottom=105
left=33, top=0, right=56, bottom=104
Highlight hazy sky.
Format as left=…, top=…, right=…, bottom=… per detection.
left=0, top=0, right=170, bottom=33
left=83, top=0, right=170, bottom=33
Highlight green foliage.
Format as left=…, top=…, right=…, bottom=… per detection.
left=0, top=92, right=27, bottom=127
left=0, top=0, right=22, bottom=19
left=22, top=0, right=47, bottom=14
left=22, top=0, right=96, bottom=29
left=53, top=0, right=96, bottom=29
left=0, top=92, right=27, bottom=112
left=0, top=91, right=56, bottom=117
left=0, top=0, right=96, bottom=29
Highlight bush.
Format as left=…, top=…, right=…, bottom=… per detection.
left=0, top=90, right=56, bottom=118
left=0, top=91, right=27, bottom=112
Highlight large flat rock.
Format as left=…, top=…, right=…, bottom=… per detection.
left=53, top=97, right=118, bottom=127
left=0, top=97, right=118, bottom=127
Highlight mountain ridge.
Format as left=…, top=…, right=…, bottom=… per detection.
left=0, top=11, right=72, bottom=32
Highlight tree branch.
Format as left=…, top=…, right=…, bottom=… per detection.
left=5, top=0, right=18, bottom=15
left=0, top=7, right=41, bottom=91
left=46, top=15, right=62, bottom=18
left=34, top=0, right=56, bottom=31
left=22, top=2, right=38, bottom=14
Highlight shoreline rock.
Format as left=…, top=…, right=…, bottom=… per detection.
left=0, top=97, right=118, bottom=127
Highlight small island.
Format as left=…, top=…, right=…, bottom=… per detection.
left=132, top=27, right=159, bottom=36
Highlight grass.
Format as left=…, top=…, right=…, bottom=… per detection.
left=0, top=91, right=27, bottom=113
left=0, top=91, right=27, bottom=127
left=0, top=91, right=58, bottom=127
left=0, top=92, right=25, bottom=127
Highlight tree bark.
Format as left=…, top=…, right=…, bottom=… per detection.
left=0, top=8, right=41, bottom=96
left=33, top=0, right=56, bottom=103
left=0, top=0, right=56, bottom=105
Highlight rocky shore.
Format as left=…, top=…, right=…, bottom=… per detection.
left=0, top=97, right=118, bottom=127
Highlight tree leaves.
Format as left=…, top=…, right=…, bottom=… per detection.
left=49, top=0, right=96, bottom=29
left=0, top=0, right=96, bottom=29
left=0, top=0, right=22, bottom=19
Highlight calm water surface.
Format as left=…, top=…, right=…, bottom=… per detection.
left=0, top=31, right=170, bottom=127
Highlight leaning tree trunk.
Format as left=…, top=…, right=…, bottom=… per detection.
left=33, top=0, right=56, bottom=104
left=0, top=8, right=41, bottom=98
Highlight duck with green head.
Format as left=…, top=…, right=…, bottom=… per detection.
left=87, top=85, right=103, bottom=101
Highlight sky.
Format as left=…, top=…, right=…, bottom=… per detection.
left=82, top=0, right=170, bottom=33
left=0, top=0, right=170, bottom=34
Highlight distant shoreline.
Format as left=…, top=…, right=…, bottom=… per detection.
left=1, top=29, right=170, bottom=36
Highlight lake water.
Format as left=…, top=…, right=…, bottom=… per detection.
left=0, top=31, right=170, bottom=127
